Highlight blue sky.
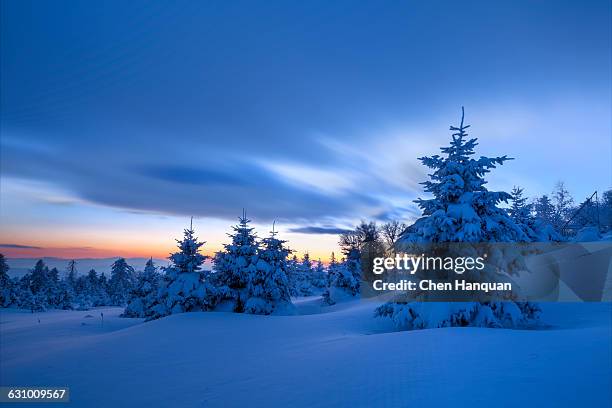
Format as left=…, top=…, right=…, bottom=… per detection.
left=1, top=0, right=610, bottom=260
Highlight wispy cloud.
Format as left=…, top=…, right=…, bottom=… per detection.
left=0, top=243, right=42, bottom=249
left=287, top=226, right=352, bottom=235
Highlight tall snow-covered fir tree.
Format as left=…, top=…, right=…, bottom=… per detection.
left=403, top=109, right=528, bottom=243
left=149, top=222, right=219, bottom=319
left=244, top=224, right=294, bottom=315
left=212, top=212, right=259, bottom=312
left=375, top=108, right=541, bottom=329
left=108, top=258, right=135, bottom=306
left=123, top=258, right=162, bottom=318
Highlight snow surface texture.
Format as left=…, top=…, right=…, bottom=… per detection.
left=1, top=300, right=610, bottom=408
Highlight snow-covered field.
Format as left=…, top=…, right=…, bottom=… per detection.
left=1, top=299, right=610, bottom=408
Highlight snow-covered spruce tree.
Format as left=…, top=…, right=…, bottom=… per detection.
left=322, top=248, right=361, bottom=305
left=0, top=254, right=8, bottom=284
left=15, top=272, right=44, bottom=312
left=244, top=225, right=294, bottom=315
left=551, top=182, right=574, bottom=231
left=212, top=213, right=259, bottom=312
left=509, top=186, right=531, bottom=224
left=286, top=255, right=300, bottom=296
left=43, top=267, right=61, bottom=308
left=530, top=195, right=563, bottom=241
left=108, top=258, right=135, bottom=306
left=322, top=252, right=341, bottom=304
left=149, top=223, right=219, bottom=319
left=0, top=254, right=17, bottom=307
left=311, top=259, right=328, bottom=291
left=123, top=258, right=161, bottom=318
left=601, top=190, right=612, bottom=232
left=509, top=186, right=538, bottom=240
left=288, top=253, right=317, bottom=296
left=375, top=108, right=540, bottom=329
left=296, top=253, right=327, bottom=294
left=55, top=280, right=74, bottom=310
left=74, top=291, right=93, bottom=310
left=405, top=111, right=528, bottom=243
left=96, top=273, right=111, bottom=305
left=65, top=260, right=77, bottom=291
left=73, top=273, right=92, bottom=310
left=299, top=252, right=313, bottom=275
left=322, top=226, right=365, bottom=305
left=29, top=260, right=49, bottom=299
left=534, top=195, right=555, bottom=225
left=84, top=269, right=104, bottom=306
left=27, top=259, right=64, bottom=310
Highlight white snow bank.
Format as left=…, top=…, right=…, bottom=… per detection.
left=1, top=301, right=610, bottom=407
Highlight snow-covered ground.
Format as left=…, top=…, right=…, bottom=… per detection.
left=1, top=300, right=610, bottom=408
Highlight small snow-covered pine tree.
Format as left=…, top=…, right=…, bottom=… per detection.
left=123, top=258, right=162, bottom=318
left=310, top=259, right=327, bottom=290
left=509, top=186, right=538, bottom=240
left=97, top=273, right=111, bottom=305
left=534, top=195, right=555, bottom=225
left=56, top=281, right=74, bottom=310
left=322, top=227, right=362, bottom=305
left=509, top=187, right=530, bottom=223
left=323, top=257, right=360, bottom=305
left=293, top=253, right=316, bottom=296
left=551, top=182, right=574, bottom=230
left=16, top=273, right=44, bottom=312
left=149, top=222, right=218, bottom=319
left=44, top=267, right=61, bottom=308
left=286, top=255, right=300, bottom=296
left=65, top=260, right=77, bottom=291
left=108, top=258, right=135, bottom=306
left=531, top=195, right=563, bottom=241
left=29, top=260, right=49, bottom=298
left=84, top=269, right=104, bottom=306
left=244, top=225, right=294, bottom=315
left=212, top=213, right=259, bottom=312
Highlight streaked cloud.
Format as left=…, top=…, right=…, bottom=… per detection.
left=287, top=226, right=352, bottom=235
left=0, top=243, right=42, bottom=250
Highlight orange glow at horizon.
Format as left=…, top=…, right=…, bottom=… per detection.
left=0, top=234, right=340, bottom=263
left=0, top=244, right=338, bottom=264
